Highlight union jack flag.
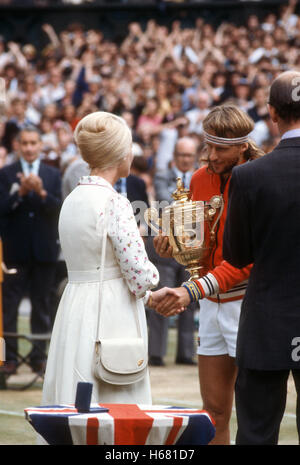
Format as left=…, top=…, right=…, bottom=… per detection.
left=24, top=404, right=215, bottom=445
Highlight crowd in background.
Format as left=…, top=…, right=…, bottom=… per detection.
left=1, top=0, right=300, bottom=369
left=0, top=1, right=299, bottom=199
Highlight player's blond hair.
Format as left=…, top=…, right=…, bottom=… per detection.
left=203, top=104, right=264, bottom=160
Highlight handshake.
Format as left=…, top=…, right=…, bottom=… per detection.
left=148, top=286, right=191, bottom=317
left=146, top=235, right=192, bottom=317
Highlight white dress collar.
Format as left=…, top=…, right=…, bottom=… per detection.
left=78, top=175, right=116, bottom=192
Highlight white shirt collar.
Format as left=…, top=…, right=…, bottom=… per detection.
left=20, top=157, right=40, bottom=176
left=173, top=167, right=193, bottom=188
left=281, top=128, right=300, bottom=140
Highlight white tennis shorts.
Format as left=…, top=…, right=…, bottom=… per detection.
left=197, top=298, right=242, bottom=357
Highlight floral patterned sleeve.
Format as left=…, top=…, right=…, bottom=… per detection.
left=107, top=194, right=159, bottom=299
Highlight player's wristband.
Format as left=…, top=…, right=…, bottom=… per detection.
left=181, top=281, right=203, bottom=302
left=182, top=273, right=219, bottom=302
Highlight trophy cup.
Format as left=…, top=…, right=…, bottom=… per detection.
left=144, top=178, right=224, bottom=280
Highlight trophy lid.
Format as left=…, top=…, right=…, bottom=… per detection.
left=172, top=177, right=191, bottom=202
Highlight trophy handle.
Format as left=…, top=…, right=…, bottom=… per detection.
left=144, top=207, right=162, bottom=235
left=209, top=196, right=224, bottom=236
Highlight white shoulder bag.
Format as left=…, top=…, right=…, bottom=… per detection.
left=93, top=197, right=148, bottom=385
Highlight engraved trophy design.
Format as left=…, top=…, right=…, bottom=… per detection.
left=144, top=178, right=224, bottom=280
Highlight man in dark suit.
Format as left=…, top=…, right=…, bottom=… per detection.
left=147, top=137, right=198, bottom=366
left=115, top=174, right=149, bottom=205
left=223, top=70, right=300, bottom=444
left=114, top=172, right=150, bottom=233
left=0, top=127, right=62, bottom=375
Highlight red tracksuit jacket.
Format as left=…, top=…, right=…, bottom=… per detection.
left=190, top=166, right=251, bottom=303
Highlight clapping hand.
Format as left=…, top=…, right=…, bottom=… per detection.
left=17, top=173, right=47, bottom=199
left=17, top=173, right=31, bottom=197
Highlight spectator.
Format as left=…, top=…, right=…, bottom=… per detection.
left=248, top=86, right=272, bottom=146
left=62, top=153, right=89, bottom=200
left=249, top=34, right=279, bottom=65
left=0, top=126, right=62, bottom=376
left=0, top=146, right=8, bottom=168
left=40, top=69, right=66, bottom=106
left=40, top=116, right=58, bottom=152
left=2, top=97, right=31, bottom=152
left=56, top=123, right=77, bottom=171
left=232, top=78, right=252, bottom=112
left=185, top=91, right=211, bottom=135
left=136, top=97, right=163, bottom=139
left=248, top=86, right=269, bottom=123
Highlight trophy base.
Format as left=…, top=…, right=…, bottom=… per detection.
left=187, top=266, right=204, bottom=281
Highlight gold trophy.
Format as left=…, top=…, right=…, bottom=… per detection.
left=144, top=178, right=224, bottom=280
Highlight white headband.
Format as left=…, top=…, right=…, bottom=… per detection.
left=203, top=131, right=250, bottom=146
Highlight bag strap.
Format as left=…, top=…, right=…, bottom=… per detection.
left=95, top=199, right=109, bottom=343
left=95, top=195, right=143, bottom=342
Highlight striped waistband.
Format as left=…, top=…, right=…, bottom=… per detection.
left=68, top=267, right=122, bottom=283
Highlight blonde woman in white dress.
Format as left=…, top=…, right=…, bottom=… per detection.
left=41, top=111, right=170, bottom=407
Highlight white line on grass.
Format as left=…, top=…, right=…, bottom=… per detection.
left=156, top=398, right=297, bottom=419
left=0, top=409, right=24, bottom=417
left=154, top=397, right=201, bottom=407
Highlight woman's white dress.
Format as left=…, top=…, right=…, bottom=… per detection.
left=42, top=176, right=159, bottom=406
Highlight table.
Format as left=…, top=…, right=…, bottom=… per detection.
left=24, top=404, right=215, bottom=445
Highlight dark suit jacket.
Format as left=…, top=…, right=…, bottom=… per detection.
left=0, top=160, right=62, bottom=264
left=125, top=174, right=149, bottom=232
left=223, top=137, right=300, bottom=370
left=154, top=167, right=180, bottom=205
left=126, top=174, right=149, bottom=206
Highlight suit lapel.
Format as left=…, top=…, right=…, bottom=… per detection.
left=38, top=160, right=45, bottom=177
left=10, top=160, right=23, bottom=184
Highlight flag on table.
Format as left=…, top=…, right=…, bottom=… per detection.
left=24, top=404, right=215, bottom=445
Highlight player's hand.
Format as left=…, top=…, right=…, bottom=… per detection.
left=153, top=233, right=173, bottom=258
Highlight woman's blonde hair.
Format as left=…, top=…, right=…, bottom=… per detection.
left=203, top=104, right=264, bottom=160
left=74, top=111, right=132, bottom=170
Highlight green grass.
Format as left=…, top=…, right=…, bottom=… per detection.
left=0, top=317, right=299, bottom=445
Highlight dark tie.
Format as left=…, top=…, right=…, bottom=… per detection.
left=182, top=173, right=186, bottom=188
left=27, top=163, right=34, bottom=198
